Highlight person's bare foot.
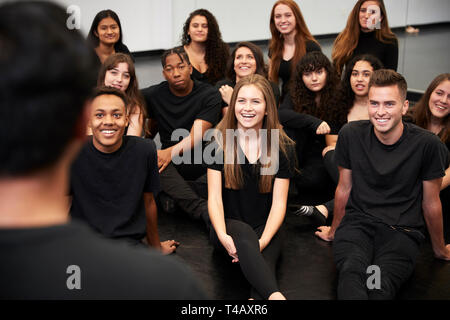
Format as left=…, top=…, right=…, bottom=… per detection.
left=268, top=292, right=286, bottom=300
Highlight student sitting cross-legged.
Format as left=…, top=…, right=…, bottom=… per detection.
left=142, top=47, right=222, bottom=229
left=70, top=86, right=178, bottom=254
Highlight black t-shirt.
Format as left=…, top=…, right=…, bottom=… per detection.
left=351, top=31, right=398, bottom=71
left=215, top=78, right=281, bottom=108
left=93, top=43, right=134, bottom=73
left=191, top=67, right=209, bottom=84
left=272, top=40, right=322, bottom=99
left=208, top=141, right=294, bottom=228
left=335, top=120, right=449, bottom=229
left=0, top=220, right=207, bottom=299
left=70, top=136, right=160, bottom=240
left=142, top=80, right=222, bottom=150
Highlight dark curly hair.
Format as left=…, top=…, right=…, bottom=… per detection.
left=290, top=51, right=346, bottom=124
left=341, top=54, right=383, bottom=114
left=181, top=9, right=229, bottom=85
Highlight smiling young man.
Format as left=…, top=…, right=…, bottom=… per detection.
left=142, top=47, right=221, bottom=228
left=70, top=87, right=178, bottom=253
left=315, top=69, right=450, bottom=299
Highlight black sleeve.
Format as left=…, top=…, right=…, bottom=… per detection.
left=116, top=43, right=135, bottom=62
left=196, top=87, right=222, bottom=126
left=141, top=86, right=155, bottom=119
left=270, top=81, right=281, bottom=107
left=206, top=140, right=224, bottom=172
left=143, top=139, right=160, bottom=195
left=306, top=40, right=322, bottom=53
left=278, top=94, right=324, bottom=131
left=215, top=79, right=234, bottom=108
left=275, top=144, right=296, bottom=179
left=421, top=135, right=449, bottom=181
left=383, top=38, right=398, bottom=71
left=334, top=123, right=352, bottom=170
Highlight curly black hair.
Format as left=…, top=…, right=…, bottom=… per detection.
left=181, top=9, right=229, bottom=85
left=290, top=51, right=347, bottom=125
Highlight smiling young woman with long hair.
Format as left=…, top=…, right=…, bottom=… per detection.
left=216, top=42, right=280, bottom=116
left=208, top=74, right=294, bottom=300
left=181, top=8, right=229, bottom=85
left=87, top=10, right=133, bottom=70
left=268, top=0, right=321, bottom=101
left=332, top=0, right=397, bottom=76
left=97, top=53, right=147, bottom=137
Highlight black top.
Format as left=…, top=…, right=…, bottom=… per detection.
left=70, top=136, right=160, bottom=240
left=273, top=40, right=322, bottom=99
left=142, top=80, right=222, bottom=150
left=278, top=93, right=345, bottom=166
left=335, top=120, right=449, bottom=229
left=351, top=31, right=398, bottom=71
left=0, top=220, right=207, bottom=299
left=191, top=66, right=209, bottom=84
left=93, top=43, right=134, bottom=73
left=208, top=142, right=294, bottom=228
left=215, top=78, right=281, bottom=108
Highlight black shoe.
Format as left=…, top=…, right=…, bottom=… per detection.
left=294, top=205, right=327, bottom=227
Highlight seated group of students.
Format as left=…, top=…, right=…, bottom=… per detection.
left=1, top=0, right=449, bottom=301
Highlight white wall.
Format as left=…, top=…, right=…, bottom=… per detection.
left=51, top=0, right=450, bottom=52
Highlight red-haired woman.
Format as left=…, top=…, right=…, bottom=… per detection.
left=268, top=0, right=321, bottom=101
left=332, top=0, right=398, bottom=76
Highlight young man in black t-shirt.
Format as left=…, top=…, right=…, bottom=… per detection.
left=70, top=87, right=178, bottom=253
left=315, top=69, right=450, bottom=299
left=142, top=47, right=222, bottom=227
left=0, top=2, right=206, bottom=300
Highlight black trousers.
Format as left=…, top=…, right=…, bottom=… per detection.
left=159, top=162, right=208, bottom=220
left=333, top=213, right=423, bottom=300
left=210, top=219, right=283, bottom=299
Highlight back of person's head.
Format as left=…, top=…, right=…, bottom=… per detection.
left=0, top=1, right=97, bottom=177
left=369, top=69, right=407, bottom=101
left=161, top=46, right=191, bottom=68
left=87, top=9, right=124, bottom=48
left=226, top=42, right=267, bottom=81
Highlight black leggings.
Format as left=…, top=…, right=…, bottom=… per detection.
left=210, top=219, right=283, bottom=299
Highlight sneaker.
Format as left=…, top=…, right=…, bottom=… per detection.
left=294, top=205, right=327, bottom=227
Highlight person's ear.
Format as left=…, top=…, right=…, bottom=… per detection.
left=402, top=99, right=409, bottom=115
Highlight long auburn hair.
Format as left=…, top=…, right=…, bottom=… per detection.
left=214, top=75, right=294, bottom=193
left=181, top=9, right=229, bottom=85
left=332, top=0, right=397, bottom=76
left=97, top=53, right=148, bottom=135
left=290, top=51, right=346, bottom=124
left=409, top=73, right=450, bottom=143
left=226, top=42, right=267, bottom=82
left=268, top=0, right=319, bottom=84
